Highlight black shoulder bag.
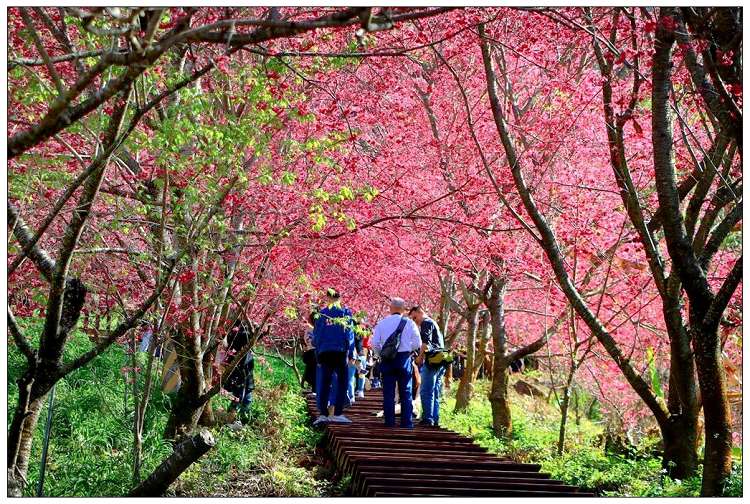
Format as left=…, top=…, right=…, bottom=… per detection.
left=380, top=317, right=407, bottom=362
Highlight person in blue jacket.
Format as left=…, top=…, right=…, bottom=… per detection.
left=312, top=288, right=355, bottom=425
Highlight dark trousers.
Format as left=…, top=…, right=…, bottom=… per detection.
left=316, top=351, right=348, bottom=416
left=380, top=351, right=414, bottom=428
left=302, top=349, right=317, bottom=388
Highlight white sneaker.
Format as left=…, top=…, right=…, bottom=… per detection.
left=329, top=415, right=352, bottom=424
left=356, top=391, right=365, bottom=398
left=312, top=415, right=329, bottom=426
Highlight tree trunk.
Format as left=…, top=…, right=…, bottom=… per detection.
left=473, top=313, right=490, bottom=380
left=164, top=248, right=206, bottom=439
left=489, top=364, right=511, bottom=437
left=164, top=382, right=205, bottom=441
left=693, top=321, right=732, bottom=495
left=291, top=342, right=301, bottom=385
left=485, top=275, right=511, bottom=436
left=132, top=431, right=143, bottom=487
left=650, top=10, right=735, bottom=494
left=444, top=362, right=453, bottom=390
left=661, top=320, right=700, bottom=480
left=661, top=414, right=700, bottom=480
left=8, top=395, right=44, bottom=497
left=557, top=366, right=576, bottom=455
left=198, top=401, right=214, bottom=427
left=129, top=430, right=216, bottom=496
left=197, top=352, right=215, bottom=427
left=437, top=273, right=454, bottom=337
left=454, top=306, right=479, bottom=412
left=164, top=337, right=206, bottom=440
left=484, top=354, right=493, bottom=381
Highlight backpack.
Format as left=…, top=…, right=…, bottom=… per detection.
left=380, top=317, right=407, bottom=362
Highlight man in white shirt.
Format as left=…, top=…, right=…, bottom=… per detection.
left=371, top=297, right=422, bottom=428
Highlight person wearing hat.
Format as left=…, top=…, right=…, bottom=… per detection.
left=371, top=297, right=422, bottom=428
left=312, top=288, right=355, bottom=425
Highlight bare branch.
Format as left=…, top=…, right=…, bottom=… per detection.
left=20, top=8, right=65, bottom=95
left=705, top=255, right=742, bottom=329
left=7, top=201, right=56, bottom=280
left=8, top=49, right=109, bottom=69
left=8, top=308, right=36, bottom=361
left=699, top=201, right=742, bottom=269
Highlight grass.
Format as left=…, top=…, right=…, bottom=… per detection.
left=173, top=354, right=327, bottom=496
left=8, top=318, right=326, bottom=497
left=440, top=375, right=743, bottom=497
left=8, top=319, right=742, bottom=497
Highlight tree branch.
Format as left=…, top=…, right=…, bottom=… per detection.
left=8, top=49, right=109, bottom=69
left=704, top=255, right=742, bottom=330
left=20, top=8, right=65, bottom=95
left=699, top=201, right=742, bottom=269
left=41, top=86, right=132, bottom=358
left=7, top=202, right=57, bottom=280
left=8, top=307, right=36, bottom=361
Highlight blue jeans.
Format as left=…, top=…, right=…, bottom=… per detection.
left=355, top=357, right=367, bottom=393
left=380, top=351, right=414, bottom=428
left=420, top=364, right=446, bottom=425
left=347, top=362, right=357, bottom=402
left=316, top=352, right=348, bottom=416
left=356, top=373, right=365, bottom=393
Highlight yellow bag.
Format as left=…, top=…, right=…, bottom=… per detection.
left=427, top=349, right=454, bottom=367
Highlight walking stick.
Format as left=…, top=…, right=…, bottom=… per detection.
left=36, top=384, right=56, bottom=496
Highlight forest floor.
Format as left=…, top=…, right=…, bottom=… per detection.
left=7, top=321, right=742, bottom=497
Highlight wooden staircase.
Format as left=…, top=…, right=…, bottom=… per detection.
left=306, top=389, right=594, bottom=497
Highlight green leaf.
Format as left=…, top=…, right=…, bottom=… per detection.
left=362, top=185, right=379, bottom=202
left=310, top=212, right=326, bottom=232
left=646, top=347, right=663, bottom=399
left=281, top=171, right=297, bottom=186
left=338, top=186, right=354, bottom=201
left=258, top=166, right=273, bottom=185
left=283, top=306, right=298, bottom=320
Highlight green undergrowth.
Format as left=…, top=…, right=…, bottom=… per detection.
left=440, top=377, right=742, bottom=497
left=174, top=354, right=327, bottom=496
left=8, top=318, right=326, bottom=497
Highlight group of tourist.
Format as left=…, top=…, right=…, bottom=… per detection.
left=306, top=288, right=448, bottom=428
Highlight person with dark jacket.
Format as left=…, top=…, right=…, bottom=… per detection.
left=312, top=288, right=355, bottom=426
left=410, top=306, right=446, bottom=427
left=223, top=320, right=256, bottom=425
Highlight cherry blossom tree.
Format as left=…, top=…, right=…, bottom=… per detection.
left=7, top=6, right=741, bottom=497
